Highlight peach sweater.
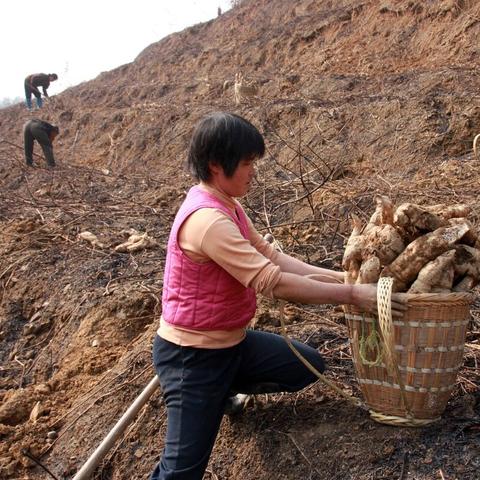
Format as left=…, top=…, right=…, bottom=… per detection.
left=157, top=183, right=282, bottom=348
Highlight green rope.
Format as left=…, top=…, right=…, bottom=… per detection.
left=359, top=313, right=383, bottom=367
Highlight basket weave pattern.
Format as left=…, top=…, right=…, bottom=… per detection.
left=345, top=293, right=472, bottom=421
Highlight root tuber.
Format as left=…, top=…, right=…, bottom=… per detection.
left=357, top=256, right=381, bottom=284
left=381, top=223, right=470, bottom=291
left=342, top=214, right=365, bottom=272
left=408, top=250, right=455, bottom=293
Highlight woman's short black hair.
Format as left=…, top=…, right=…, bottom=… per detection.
left=187, top=112, right=265, bottom=181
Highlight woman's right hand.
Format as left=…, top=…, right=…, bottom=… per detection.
left=352, top=284, right=407, bottom=318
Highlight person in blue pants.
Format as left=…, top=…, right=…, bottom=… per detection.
left=24, top=73, right=58, bottom=110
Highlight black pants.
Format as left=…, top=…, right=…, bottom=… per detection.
left=150, top=330, right=325, bottom=480
left=24, top=124, right=55, bottom=166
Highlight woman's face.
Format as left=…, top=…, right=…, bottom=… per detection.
left=209, top=156, right=256, bottom=197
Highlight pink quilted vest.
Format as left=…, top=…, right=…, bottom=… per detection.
left=162, top=185, right=257, bottom=330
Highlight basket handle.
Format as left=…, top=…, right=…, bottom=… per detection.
left=377, top=277, right=413, bottom=419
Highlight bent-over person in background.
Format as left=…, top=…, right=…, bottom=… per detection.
left=24, top=73, right=58, bottom=110
left=24, top=119, right=59, bottom=168
left=150, top=112, right=407, bottom=480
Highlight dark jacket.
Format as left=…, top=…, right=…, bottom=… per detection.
left=24, top=74, right=51, bottom=96
left=23, top=119, right=58, bottom=166
left=24, top=119, right=58, bottom=138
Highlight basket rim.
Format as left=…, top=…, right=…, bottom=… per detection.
left=395, top=291, right=474, bottom=306
left=344, top=292, right=474, bottom=312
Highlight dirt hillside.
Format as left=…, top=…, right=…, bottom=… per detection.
left=0, top=1, right=479, bottom=479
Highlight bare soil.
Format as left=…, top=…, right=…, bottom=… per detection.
left=0, top=1, right=479, bottom=479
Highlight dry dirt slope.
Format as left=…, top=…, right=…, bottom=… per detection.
left=0, top=0, right=480, bottom=479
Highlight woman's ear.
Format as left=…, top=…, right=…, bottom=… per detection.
left=209, top=162, right=222, bottom=176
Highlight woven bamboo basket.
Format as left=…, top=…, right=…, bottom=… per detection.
left=344, top=283, right=473, bottom=427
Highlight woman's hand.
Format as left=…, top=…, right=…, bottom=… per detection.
left=352, top=284, right=408, bottom=318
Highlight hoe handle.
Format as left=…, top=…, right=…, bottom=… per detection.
left=72, top=376, right=160, bottom=480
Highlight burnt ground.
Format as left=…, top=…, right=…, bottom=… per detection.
left=0, top=1, right=479, bottom=479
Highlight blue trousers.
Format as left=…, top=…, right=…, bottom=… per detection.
left=150, top=330, right=325, bottom=480
left=24, top=81, right=42, bottom=109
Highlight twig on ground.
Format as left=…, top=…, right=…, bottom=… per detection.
left=398, top=451, right=408, bottom=480
left=205, top=468, right=220, bottom=480
left=270, top=428, right=322, bottom=477
left=21, top=449, right=60, bottom=480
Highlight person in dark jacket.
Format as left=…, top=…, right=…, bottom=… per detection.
left=24, top=73, right=58, bottom=110
left=24, top=119, right=59, bottom=167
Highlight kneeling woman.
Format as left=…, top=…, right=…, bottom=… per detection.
left=151, top=112, right=405, bottom=479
